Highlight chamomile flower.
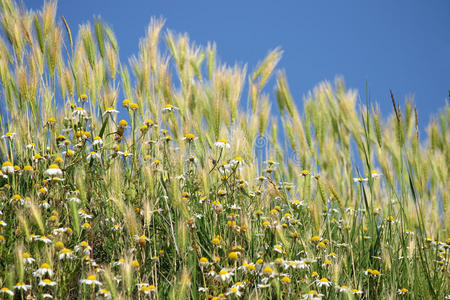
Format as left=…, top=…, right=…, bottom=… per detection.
left=214, top=138, right=230, bottom=149
left=92, top=136, right=103, bottom=147
left=351, top=289, right=363, bottom=295
left=231, top=156, right=245, bottom=166
left=316, top=277, right=331, bottom=288
left=118, top=151, right=133, bottom=158
left=26, top=142, right=36, bottom=150
left=353, top=177, right=368, bottom=183
left=103, top=107, right=119, bottom=117
left=33, top=263, right=53, bottom=277
left=302, top=290, right=324, bottom=299
left=75, top=241, right=92, bottom=255
left=199, top=257, right=210, bottom=267
left=59, top=248, right=74, bottom=260
left=0, top=287, right=14, bottom=296
left=140, top=284, right=157, bottom=295
left=226, top=286, right=243, bottom=297
left=44, top=164, right=63, bottom=177
left=217, top=269, right=234, bottom=282
left=370, top=170, right=382, bottom=178
left=162, top=104, right=178, bottom=112
left=68, top=196, right=81, bottom=204
left=80, top=275, right=102, bottom=286
left=114, top=258, right=125, bottom=267
left=39, top=279, right=56, bottom=287
left=37, top=235, right=52, bottom=243
left=23, top=252, right=35, bottom=264
left=335, top=285, right=349, bottom=293
left=1, top=161, right=14, bottom=174
left=300, top=169, right=310, bottom=176
left=79, top=93, right=88, bottom=102
left=182, top=133, right=197, bottom=142
left=273, top=244, right=283, bottom=253
left=13, top=282, right=32, bottom=291
left=73, top=107, right=87, bottom=118
left=1, top=132, right=15, bottom=140
left=97, top=289, right=112, bottom=299
left=87, top=151, right=101, bottom=161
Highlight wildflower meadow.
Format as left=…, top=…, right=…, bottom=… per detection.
left=0, top=1, right=448, bottom=299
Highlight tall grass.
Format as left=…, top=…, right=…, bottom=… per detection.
left=0, top=0, right=448, bottom=299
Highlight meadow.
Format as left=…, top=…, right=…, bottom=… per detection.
left=0, top=0, right=448, bottom=299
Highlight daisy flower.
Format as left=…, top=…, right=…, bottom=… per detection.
left=97, top=289, right=112, bottom=299
left=303, top=290, right=324, bottom=299
left=1, top=132, right=15, bottom=140
left=226, top=286, right=242, bottom=297
left=182, top=133, right=197, bottom=142
left=79, top=93, right=88, bottom=102
left=14, top=282, right=32, bottom=291
left=316, top=277, right=331, bottom=288
left=44, top=164, right=63, bottom=177
left=1, top=161, right=14, bottom=174
left=103, top=107, right=119, bottom=117
left=92, top=136, right=103, bottom=147
left=351, top=289, right=363, bottom=295
left=353, top=177, right=368, bottom=183
left=217, top=269, right=234, bottom=282
left=214, top=138, right=230, bottom=149
left=0, top=287, right=14, bottom=296
left=162, top=104, right=178, bottom=112
left=23, top=252, right=35, bottom=264
left=59, top=248, right=74, bottom=260
left=39, top=279, right=56, bottom=287
left=140, top=285, right=157, bottom=295
left=397, top=288, right=408, bottom=295
left=87, top=151, right=101, bottom=161
left=75, top=241, right=92, bottom=255
left=80, top=275, right=102, bottom=286
left=33, top=263, right=53, bottom=277
left=36, top=235, right=52, bottom=243
left=73, top=107, right=87, bottom=118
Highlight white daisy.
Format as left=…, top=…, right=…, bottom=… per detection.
left=161, top=104, right=178, bottom=112
left=80, top=275, right=102, bottom=286
left=217, top=269, right=233, bottom=282
left=0, top=287, right=14, bottom=296
left=214, top=138, right=230, bottom=149
left=92, top=136, right=104, bottom=147
left=33, top=263, right=53, bottom=277
left=1, top=161, right=14, bottom=174
left=1, top=132, right=15, bottom=140
left=59, top=248, right=74, bottom=260
left=103, top=107, right=119, bottom=117
left=44, top=164, right=63, bottom=177
left=39, top=279, right=57, bottom=287
left=73, top=107, right=88, bottom=118
left=87, top=151, right=101, bottom=161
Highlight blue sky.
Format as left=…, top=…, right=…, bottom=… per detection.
left=25, top=0, right=450, bottom=130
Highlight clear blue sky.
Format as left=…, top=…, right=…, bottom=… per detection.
left=25, top=0, right=450, bottom=129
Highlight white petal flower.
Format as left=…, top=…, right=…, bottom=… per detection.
left=44, top=164, right=63, bottom=177
left=162, top=104, right=179, bottom=112
left=214, top=138, right=230, bottom=149
left=81, top=275, right=102, bottom=286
